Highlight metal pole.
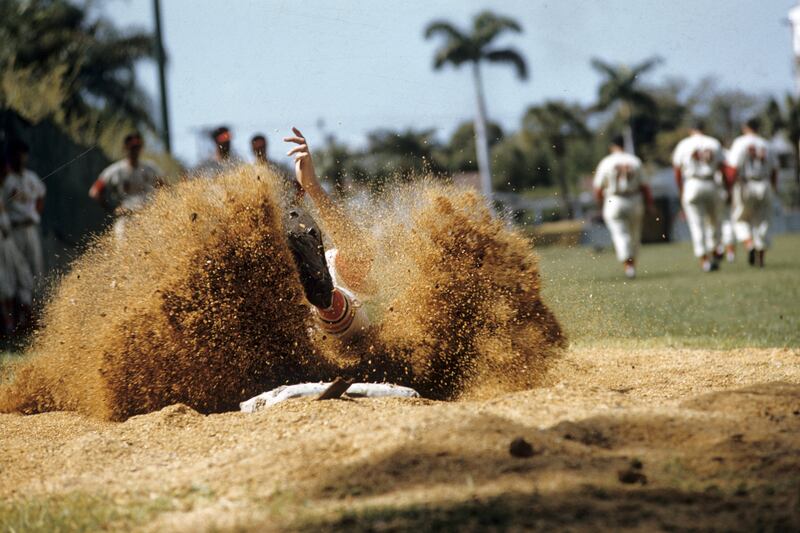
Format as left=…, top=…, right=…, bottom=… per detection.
left=153, top=0, right=171, bottom=153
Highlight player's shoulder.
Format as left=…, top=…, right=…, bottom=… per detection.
left=102, top=159, right=127, bottom=175
left=699, top=134, right=721, bottom=148
left=623, top=152, right=642, bottom=166
left=23, top=169, right=42, bottom=181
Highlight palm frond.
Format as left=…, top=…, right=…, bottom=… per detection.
left=424, top=21, right=465, bottom=42
left=630, top=55, right=663, bottom=78
left=473, top=11, right=522, bottom=47
left=590, top=57, right=619, bottom=80
left=484, top=48, right=528, bottom=80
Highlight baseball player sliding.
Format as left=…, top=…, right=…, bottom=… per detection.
left=593, top=135, right=654, bottom=279
left=282, top=127, right=373, bottom=341
left=89, top=132, right=163, bottom=240
left=725, top=118, right=777, bottom=268
left=672, top=120, right=728, bottom=272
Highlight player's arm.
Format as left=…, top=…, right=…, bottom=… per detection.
left=592, top=163, right=605, bottom=206
left=284, top=127, right=374, bottom=292
left=671, top=143, right=683, bottom=198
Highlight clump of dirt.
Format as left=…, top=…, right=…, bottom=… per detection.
left=0, top=168, right=328, bottom=420
left=330, top=184, right=564, bottom=399
left=0, top=169, right=563, bottom=420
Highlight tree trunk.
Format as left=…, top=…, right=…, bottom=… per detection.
left=621, top=102, right=635, bottom=154
left=554, top=159, right=574, bottom=219
left=471, top=62, right=494, bottom=211
left=794, top=138, right=800, bottom=207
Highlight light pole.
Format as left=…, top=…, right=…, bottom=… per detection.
left=153, top=0, right=171, bottom=153
left=788, top=2, right=800, bottom=97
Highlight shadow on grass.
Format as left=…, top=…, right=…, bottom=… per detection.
left=299, top=383, right=800, bottom=532
left=308, top=485, right=800, bottom=532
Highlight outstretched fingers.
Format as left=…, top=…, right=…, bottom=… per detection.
left=287, top=144, right=309, bottom=156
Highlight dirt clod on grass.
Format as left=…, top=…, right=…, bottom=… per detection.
left=0, top=167, right=563, bottom=420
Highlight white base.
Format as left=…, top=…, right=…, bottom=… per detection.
left=240, top=382, right=420, bottom=413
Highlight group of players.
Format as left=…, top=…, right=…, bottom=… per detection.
left=0, top=140, right=45, bottom=334
left=0, top=117, right=783, bottom=340
left=594, top=117, right=778, bottom=278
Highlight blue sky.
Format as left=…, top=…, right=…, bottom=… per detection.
left=103, top=0, right=798, bottom=165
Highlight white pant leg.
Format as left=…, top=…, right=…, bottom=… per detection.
left=11, top=225, right=43, bottom=280
left=5, top=238, right=33, bottom=305
left=603, top=195, right=641, bottom=262
left=748, top=189, right=771, bottom=251
left=735, top=181, right=771, bottom=250
left=113, top=216, right=128, bottom=241
left=684, top=180, right=724, bottom=258
left=682, top=180, right=709, bottom=257
left=0, top=239, right=17, bottom=300
left=705, top=184, right=723, bottom=254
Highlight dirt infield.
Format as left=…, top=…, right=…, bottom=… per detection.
left=1, top=346, right=798, bottom=531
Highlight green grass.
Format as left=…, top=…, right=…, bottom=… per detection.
left=538, top=233, right=800, bottom=349
left=0, top=493, right=174, bottom=533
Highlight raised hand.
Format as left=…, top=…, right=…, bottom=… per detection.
left=284, top=127, right=320, bottom=194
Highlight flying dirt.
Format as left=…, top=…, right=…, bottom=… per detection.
left=0, top=166, right=563, bottom=421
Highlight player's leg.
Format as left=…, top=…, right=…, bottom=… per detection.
left=284, top=206, right=368, bottom=340
left=682, top=183, right=710, bottom=271
left=629, top=197, right=644, bottom=265
left=750, top=194, right=771, bottom=268
left=604, top=197, right=635, bottom=278
left=731, top=183, right=756, bottom=266
left=0, top=241, right=17, bottom=334
left=705, top=185, right=723, bottom=270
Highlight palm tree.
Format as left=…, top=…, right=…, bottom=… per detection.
left=523, top=101, right=589, bottom=218
left=591, top=56, right=662, bottom=154
left=425, top=11, right=528, bottom=204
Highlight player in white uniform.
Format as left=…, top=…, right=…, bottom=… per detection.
left=3, top=140, right=46, bottom=291
left=725, top=118, right=777, bottom=268
left=593, top=135, right=654, bottom=279
left=672, top=121, right=727, bottom=272
left=89, top=132, right=163, bottom=240
left=283, top=127, right=372, bottom=341
left=0, top=153, right=34, bottom=333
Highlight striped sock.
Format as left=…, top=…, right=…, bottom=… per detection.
left=315, top=288, right=356, bottom=336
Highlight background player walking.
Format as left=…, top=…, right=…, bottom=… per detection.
left=593, top=135, right=654, bottom=279
left=726, top=118, right=777, bottom=268
left=672, top=121, right=727, bottom=272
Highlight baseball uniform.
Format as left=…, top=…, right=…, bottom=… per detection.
left=96, top=159, right=161, bottom=239
left=726, top=133, right=776, bottom=251
left=593, top=151, right=645, bottom=263
left=3, top=169, right=46, bottom=280
left=672, top=133, right=726, bottom=258
left=0, top=197, right=33, bottom=305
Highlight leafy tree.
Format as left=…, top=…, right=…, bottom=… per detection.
left=0, top=0, right=155, bottom=146
left=358, top=128, right=444, bottom=183
left=444, top=120, right=503, bottom=172
left=590, top=56, right=662, bottom=154
left=522, top=101, right=590, bottom=217
left=425, top=11, right=527, bottom=204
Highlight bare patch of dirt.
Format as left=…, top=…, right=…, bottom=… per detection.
left=1, top=346, right=798, bottom=531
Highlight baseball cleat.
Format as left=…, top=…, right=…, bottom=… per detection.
left=284, top=207, right=334, bottom=309
left=624, top=265, right=636, bottom=279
